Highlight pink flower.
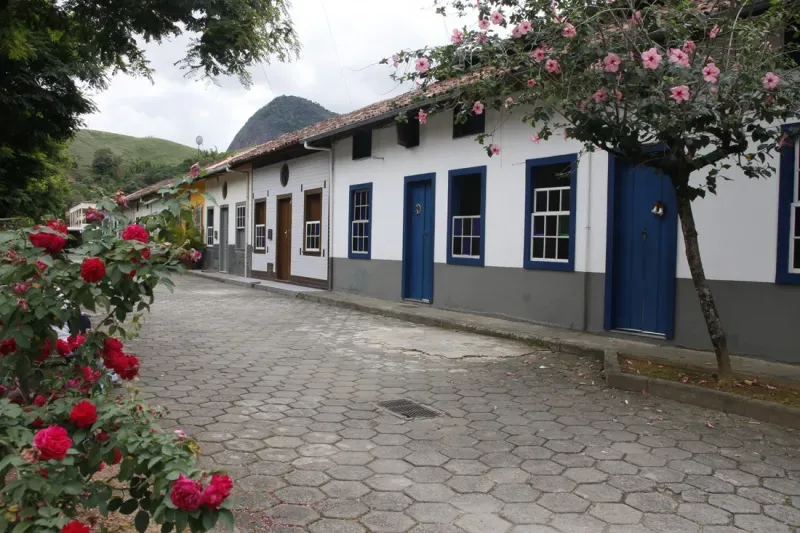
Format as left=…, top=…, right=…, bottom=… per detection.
left=490, top=11, right=504, bottom=25
left=478, top=18, right=490, bottom=30
left=592, top=89, right=608, bottom=103
left=545, top=58, right=561, bottom=74
left=531, top=133, right=541, bottom=144
left=762, top=72, right=780, bottom=90
left=603, top=53, right=622, bottom=73
left=170, top=475, right=203, bottom=511
left=391, top=54, right=399, bottom=68
left=475, top=32, right=488, bottom=44
left=417, top=109, right=428, bottom=125
left=490, top=144, right=501, bottom=155
left=683, top=40, right=696, bottom=53
left=668, top=48, right=690, bottom=67
left=615, top=89, right=623, bottom=102
left=472, top=101, right=485, bottom=115
left=641, top=47, right=663, bottom=70
left=562, top=23, right=577, bottom=38
left=709, top=25, right=720, bottom=39
left=504, top=96, right=514, bottom=108
left=511, top=25, right=522, bottom=39
left=175, top=429, right=189, bottom=439
left=527, top=79, right=537, bottom=87
left=415, top=57, right=430, bottom=73
left=630, top=10, right=643, bottom=25
left=702, top=63, right=720, bottom=83
left=670, top=85, right=691, bottom=104
left=451, top=28, right=464, bottom=44
left=531, top=47, right=547, bottom=62
left=189, top=163, right=200, bottom=178
left=519, top=21, right=532, bottom=34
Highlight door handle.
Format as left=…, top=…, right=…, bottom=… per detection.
left=641, top=229, right=647, bottom=240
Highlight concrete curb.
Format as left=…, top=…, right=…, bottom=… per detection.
left=604, top=350, right=800, bottom=430
left=189, top=271, right=259, bottom=288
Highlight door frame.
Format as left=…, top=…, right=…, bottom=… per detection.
left=219, top=205, right=229, bottom=273
left=402, top=173, right=436, bottom=302
left=276, top=193, right=292, bottom=280
left=603, top=155, right=678, bottom=339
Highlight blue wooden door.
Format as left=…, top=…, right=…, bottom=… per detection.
left=404, top=177, right=434, bottom=301
left=611, top=161, right=677, bottom=336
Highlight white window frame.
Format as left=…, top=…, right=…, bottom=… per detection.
left=530, top=185, right=571, bottom=263
left=206, top=226, right=214, bottom=246
left=790, top=139, right=800, bottom=274
left=236, top=205, right=246, bottom=230
left=305, top=221, right=321, bottom=252
left=351, top=189, right=370, bottom=255
left=451, top=215, right=481, bottom=258
left=255, top=224, right=266, bottom=251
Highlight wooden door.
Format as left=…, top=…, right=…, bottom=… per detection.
left=219, top=206, right=229, bottom=272
left=276, top=197, right=292, bottom=280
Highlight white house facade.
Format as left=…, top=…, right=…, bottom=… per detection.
left=305, top=107, right=800, bottom=364
left=201, top=165, right=251, bottom=277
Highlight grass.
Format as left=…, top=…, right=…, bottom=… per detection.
left=69, top=130, right=197, bottom=174
left=620, top=357, right=800, bottom=407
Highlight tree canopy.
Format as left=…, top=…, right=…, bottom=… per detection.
left=0, top=0, right=298, bottom=218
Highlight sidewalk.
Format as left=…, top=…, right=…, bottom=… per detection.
left=188, top=270, right=800, bottom=387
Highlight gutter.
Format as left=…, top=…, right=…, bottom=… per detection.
left=303, top=141, right=334, bottom=291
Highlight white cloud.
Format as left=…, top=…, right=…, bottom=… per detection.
left=82, top=0, right=469, bottom=150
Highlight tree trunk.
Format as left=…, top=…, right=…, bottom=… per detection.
left=675, top=193, right=734, bottom=385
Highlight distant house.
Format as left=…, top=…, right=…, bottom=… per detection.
left=120, top=77, right=800, bottom=364
left=67, top=202, right=97, bottom=232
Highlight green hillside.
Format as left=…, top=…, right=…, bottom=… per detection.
left=68, top=130, right=197, bottom=174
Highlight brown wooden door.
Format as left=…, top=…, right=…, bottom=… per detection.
left=276, top=197, right=292, bottom=280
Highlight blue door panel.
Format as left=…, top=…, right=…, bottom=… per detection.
left=404, top=176, right=434, bottom=301
left=612, top=161, right=677, bottom=336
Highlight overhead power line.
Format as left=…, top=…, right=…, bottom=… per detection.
left=318, top=0, right=354, bottom=107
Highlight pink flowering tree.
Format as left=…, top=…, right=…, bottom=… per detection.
left=0, top=178, right=230, bottom=532
left=389, top=0, right=800, bottom=383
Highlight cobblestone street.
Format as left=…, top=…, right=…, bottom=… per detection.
left=131, top=277, right=800, bottom=533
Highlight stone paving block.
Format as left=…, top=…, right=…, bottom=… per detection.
left=575, top=483, right=624, bottom=503
left=317, top=498, right=370, bottom=519
left=549, top=513, right=606, bottom=533
left=361, top=511, right=417, bottom=533
left=499, top=503, right=552, bottom=524
left=405, top=483, right=456, bottom=503
left=734, top=513, right=792, bottom=533
left=677, top=503, right=731, bottom=525
left=455, top=513, right=512, bottom=533
left=589, top=503, right=643, bottom=524
left=626, top=492, right=679, bottom=513
left=406, top=503, right=461, bottom=523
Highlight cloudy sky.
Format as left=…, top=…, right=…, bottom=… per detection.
left=83, top=0, right=468, bottom=151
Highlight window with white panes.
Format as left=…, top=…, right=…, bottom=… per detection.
left=351, top=189, right=371, bottom=255
left=304, top=191, right=322, bottom=254
left=254, top=201, right=266, bottom=252
left=235, top=204, right=246, bottom=249
left=524, top=156, right=577, bottom=271
left=447, top=167, right=486, bottom=266
left=790, top=138, right=800, bottom=273
left=206, top=208, right=214, bottom=246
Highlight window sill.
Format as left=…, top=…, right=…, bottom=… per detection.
left=254, top=250, right=266, bottom=255
left=303, top=250, right=322, bottom=257
left=775, top=271, right=800, bottom=284
left=523, top=260, right=574, bottom=272
left=348, top=252, right=371, bottom=260
left=447, top=256, right=484, bottom=267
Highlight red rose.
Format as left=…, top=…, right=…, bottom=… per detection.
left=30, top=416, right=43, bottom=429
left=33, top=425, right=72, bottom=460
left=56, top=339, right=71, bottom=357
left=35, top=259, right=48, bottom=271
left=170, top=474, right=203, bottom=511
left=128, top=270, right=137, bottom=279
left=104, top=337, right=123, bottom=354
left=98, top=461, right=106, bottom=472
left=69, top=400, right=97, bottom=428
left=17, top=298, right=29, bottom=311
left=141, top=248, right=151, bottom=261
left=0, top=338, right=16, bottom=355
left=121, top=224, right=149, bottom=243
left=60, top=521, right=90, bottom=533
left=28, top=223, right=68, bottom=254
left=112, top=448, right=123, bottom=465
left=85, top=208, right=104, bottom=223
left=12, top=282, right=31, bottom=294
left=81, top=366, right=101, bottom=383
left=68, top=334, right=86, bottom=352
left=210, top=473, right=233, bottom=496
left=38, top=338, right=53, bottom=362
left=46, top=220, right=68, bottom=234
left=201, top=484, right=227, bottom=509
left=117, top=354, right=139, bottom=380
left=33, top=395, right=47, bottom=407
left=80, top=257, right=106, bottom=283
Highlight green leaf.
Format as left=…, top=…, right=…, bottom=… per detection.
left=135, top=511, right=150, bottom=533
left=201, top=512, right=218, bottom=531
left=161, top=523, right=174, bottom=533
left=175, top=511, right=188, bottom=533
left=107, top=497, right=124, bottom=512
left=218, top=509, right=234, bottom=530
left=201, top=192, right=218, bottom=206
left=120, top=498, right=139, bottom=515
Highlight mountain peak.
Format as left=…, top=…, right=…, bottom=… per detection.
left=227, top=95, right=337, bottom=151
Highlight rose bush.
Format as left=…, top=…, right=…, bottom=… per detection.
left=0, top=179, right=228, bottom=532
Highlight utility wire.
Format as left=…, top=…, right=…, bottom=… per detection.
left=318, top=0, right=353, bottom=107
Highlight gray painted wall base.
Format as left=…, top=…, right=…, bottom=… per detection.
left=332, top=258, right=800, bottom=364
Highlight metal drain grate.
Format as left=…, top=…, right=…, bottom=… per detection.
left=378, top=399, right=440, bottom=419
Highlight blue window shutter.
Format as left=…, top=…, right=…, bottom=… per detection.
left=776, top=123, right=800, bottom=284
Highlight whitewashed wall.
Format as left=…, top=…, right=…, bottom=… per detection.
left=331, top=107, right=785, bottom=283
left=203, top=172, right=249, bottom=248
left=252, top=152, right=329, bottom=281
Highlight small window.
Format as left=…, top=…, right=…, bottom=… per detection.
left=524, top=155, right=578, bottom=271
left=235, top=204, right=246, bottom=249
left=349, top=183, right=372, bottom=259
left=352, top=130, right=372, bottom=160
left=777, top=128, right=800, bottom=284
left=453, top=106, right=485, bottom=138
left=304, top=189, right=322, bottom=255
left=397, top=113, right=420, bottom=148
left=447, top=167, right=486, bottom=266
left=222, top=182, right=228, bottom=199
left=254, top=200, right=266, bottom=253
left=280, top=163, right=290, bottom=187
left=206, top=207, right=214, bottom=246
